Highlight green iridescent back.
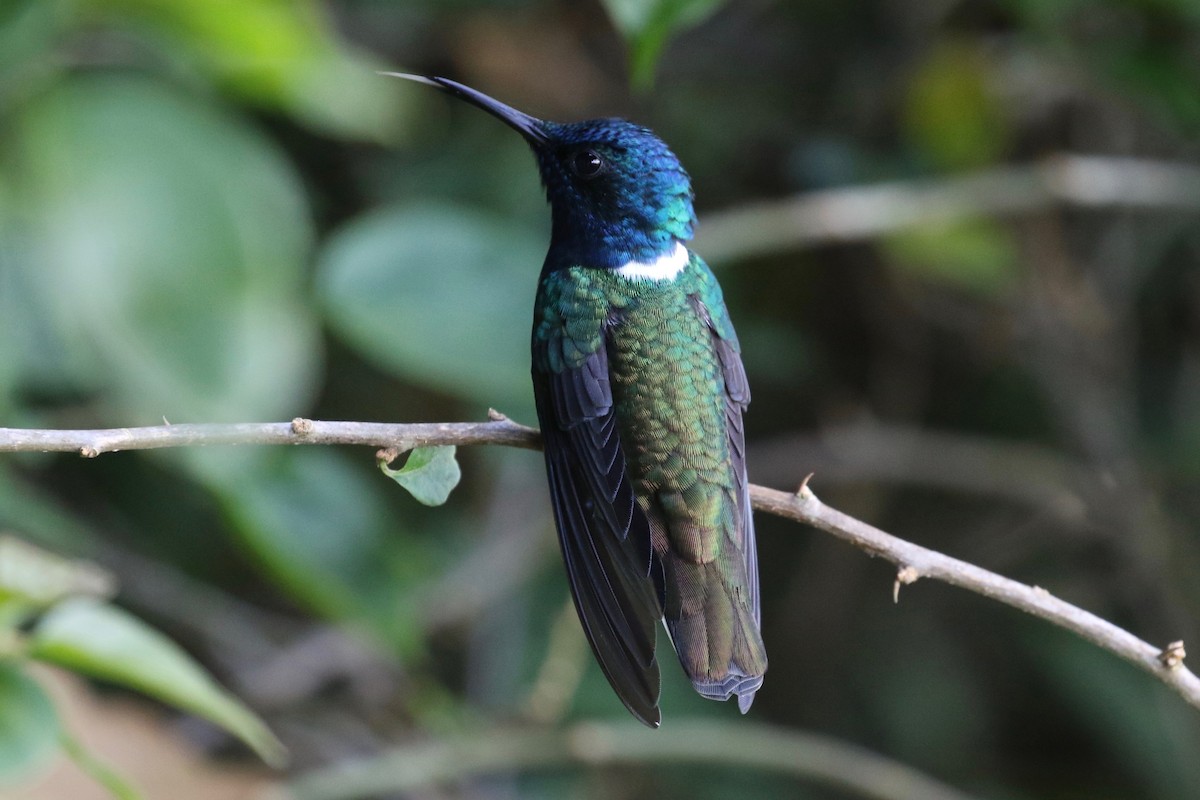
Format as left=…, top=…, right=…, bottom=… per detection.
left=533, top=252, right=766, bottom=702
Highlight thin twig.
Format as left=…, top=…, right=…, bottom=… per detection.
left=279, top=720, right=982, bottom=800
left=753, top=484, right=1200, bottom=709
left=2, top=418, right=1197, bottom=711
left=695, top=154, right=1200, bottom=262
left=0, top=418, right=541, bottom=457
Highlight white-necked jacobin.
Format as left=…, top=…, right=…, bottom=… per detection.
left=386, top=74, right=767, bottom=727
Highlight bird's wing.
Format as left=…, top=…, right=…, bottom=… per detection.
left=689, top=266, right=760, bottom=626
left=532, top=273, right=663, bottom=727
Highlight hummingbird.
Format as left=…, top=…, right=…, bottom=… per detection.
left=386, top=74, right=766, bottom=727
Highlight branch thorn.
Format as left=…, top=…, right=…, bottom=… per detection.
left=487, top=408, right=510, bottom=422
left=795, top=472, right=815, bottom=499
left=894, top=565, right=919, bottom=603
left=1160, top=640, right=1187, bottom=669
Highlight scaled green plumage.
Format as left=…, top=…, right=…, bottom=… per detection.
left=534, top=253, right=766, bottom=703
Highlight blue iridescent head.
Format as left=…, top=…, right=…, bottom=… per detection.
left=388, top=75, right=696, bottom=269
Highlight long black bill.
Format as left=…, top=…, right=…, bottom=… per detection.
left=379, top=72, right=548, bottom=145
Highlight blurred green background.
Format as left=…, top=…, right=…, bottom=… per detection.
left=4, top=0, right=1200, bottom=797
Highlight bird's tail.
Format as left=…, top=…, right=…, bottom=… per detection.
left=663, top=557, right=768, bottom=712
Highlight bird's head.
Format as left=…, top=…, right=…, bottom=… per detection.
left=387, top=75, right=696, bottom=269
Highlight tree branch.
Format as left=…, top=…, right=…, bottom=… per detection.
left=280, top=720, right=982, bottom=800
left=2, top=418, right=1197, bottom=711
left=695, top=154, right=1200, bottom=262
left=0, top=417, right=541, bottom=457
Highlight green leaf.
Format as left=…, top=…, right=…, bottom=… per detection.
left=10, top=75, right=320, bottom=424
left=0, top=465, right=99, bottom=555
left=208, top=449, right=395, bottom=621
left=380, top=447, right=462, bottom=507
left=0, top=0, right=64, bottom=101
left=28, top=599, right=286, bottom=768
left=81, top=0, right=404, bottom=140
left=316, top=204, right=542, bottom=416
left=0, top=662, right=60, bottom=786
left=0, top=536, right=115, bottom=610
left=600, top=0, right=724, bottom=89
left=204, top=448, right=436, bottom=651
left=903, top=42, right=1010, bottom=170
left=885, top=217, right=1018, bottom=297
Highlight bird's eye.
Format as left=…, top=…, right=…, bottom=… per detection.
left=570, top=149, right=605, bottom=179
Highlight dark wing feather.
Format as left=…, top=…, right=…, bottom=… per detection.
left=715, top=334, right=759, bottom=623
left=691, top=293, right=761, bottom=627
left=533, top=336, right=663, bottom=727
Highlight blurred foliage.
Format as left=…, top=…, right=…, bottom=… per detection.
left=1005, top=0, right=1200, bottom=130
left=10, top=75, right=317, bottom=423
left=902, top=41, right=1010, bottom=170
left=30, top=597, right=285, bottom=766
left=0, top=662, right=60, bottom=784
left=0, top=538, right=282, bottom=792
left=317, top=204, right=544, bottom=415
left=885, top=218, right=1019, bottom=297
left=600, top=0, right=724, bottom=89
left=2, top=0, right=1200, bottom=798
